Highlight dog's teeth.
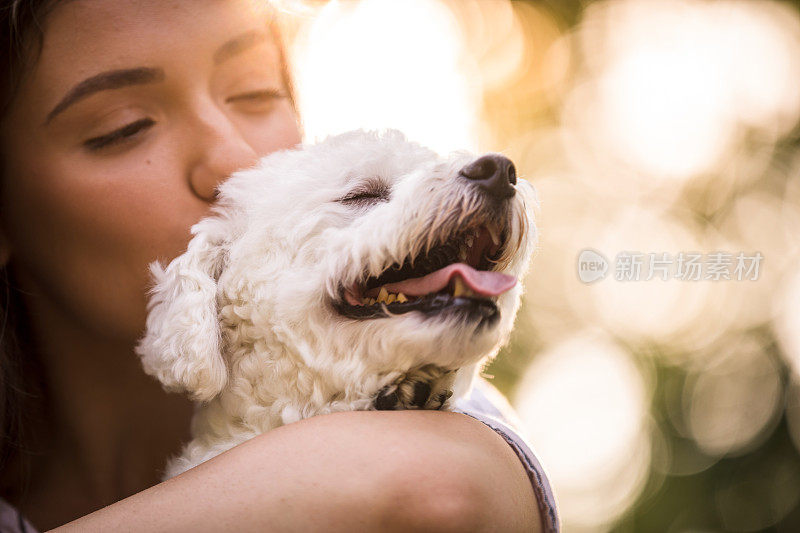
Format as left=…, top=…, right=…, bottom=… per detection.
left=487, top=224, right=501, bottom=246
left=458, top=245, right=467, bottom=261
left=397, top=293, right=408, bottom=303
left=465, top=235, right=474, bottom=248
left=361, top=297, right=369, bottom=305
left=386, top=293, right=397, bottom=304
left=452, top=277, right=468, bottom=298
left=369, top=298, right=377, bottom=305
left=377, top=287, right=389, bottom=303
left=452, top=277, right=479, bottom=298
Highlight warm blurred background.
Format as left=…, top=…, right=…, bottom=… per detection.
left=282, top=0, right=800, bottom=530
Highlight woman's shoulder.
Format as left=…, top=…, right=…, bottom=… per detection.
left=453, top=378, right=561, bottom=533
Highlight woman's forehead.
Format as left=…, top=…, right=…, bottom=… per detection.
left=41, top=0, right=274, bottom=58
left=17, top=0, right=277, bottom=122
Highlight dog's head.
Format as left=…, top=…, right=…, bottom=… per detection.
left=136, top=130, right=538, bottom=402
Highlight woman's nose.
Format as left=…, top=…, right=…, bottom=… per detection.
left=187, top=106, right=259, bottom=202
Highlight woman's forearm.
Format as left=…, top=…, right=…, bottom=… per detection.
left=49, top=411, right=507, bottom=533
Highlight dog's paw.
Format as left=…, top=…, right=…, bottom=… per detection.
left=374, top=365, right=456, bottom=411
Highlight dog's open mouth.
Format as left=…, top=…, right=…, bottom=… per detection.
left=334, top=222, right=513, bottom=325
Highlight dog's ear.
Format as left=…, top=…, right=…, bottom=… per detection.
left=136, top=219, right=229, bottom=402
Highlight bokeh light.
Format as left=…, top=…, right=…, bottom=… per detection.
left=291, top=0, right=478, bottom=153
left=574, top=0, right=800, bottom=180
left=514, top=332, right=651, bottom=529
left=684, top=335, right=783, bottom=457
left=776, top=268, right=800, bottom=379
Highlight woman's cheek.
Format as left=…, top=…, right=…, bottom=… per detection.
left=5, top=141, right=208, bottom=342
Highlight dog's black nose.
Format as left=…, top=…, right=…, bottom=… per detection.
left=459, top=154, right=516, bottom=200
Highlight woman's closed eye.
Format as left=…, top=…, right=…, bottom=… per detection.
left=226, top=88, right=287, bottom=113
left=81, top=88, right=285, bottom=152
left=84, top=117, right=155, bottom=151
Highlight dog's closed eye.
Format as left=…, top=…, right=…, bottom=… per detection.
left=338, top=179, right=390, bottom=207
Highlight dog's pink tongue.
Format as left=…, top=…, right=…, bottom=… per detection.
left=379, top=263, right=517, bottom=297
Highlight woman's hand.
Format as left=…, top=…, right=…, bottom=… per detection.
left=51, top=410, right=540, bottom=533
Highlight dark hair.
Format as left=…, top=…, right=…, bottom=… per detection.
left=0, top=0, right=57, bottom=499
left=0, top=0, right=298, bottom=497
left=1, top=0, right=59, bottom=119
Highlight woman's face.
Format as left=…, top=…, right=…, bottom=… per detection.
left=0, top=0, right=301, bottom=343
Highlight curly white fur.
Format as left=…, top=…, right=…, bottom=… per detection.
left=135, top=129, right=538, bottom=479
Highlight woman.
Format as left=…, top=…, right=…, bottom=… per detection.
left=0, top=0, right=558, bottom=531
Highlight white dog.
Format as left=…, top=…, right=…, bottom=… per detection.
left=136, top=129, right=538, bottom=479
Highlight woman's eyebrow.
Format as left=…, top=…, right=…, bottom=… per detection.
left=213, top=29, right=268, bottom=66
left=43, top=30, right=269, bottom=126
left=44, top=67, right=165, bottom=125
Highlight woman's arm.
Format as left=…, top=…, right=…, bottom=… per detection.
left=50, top=410, right=540, bottom=533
